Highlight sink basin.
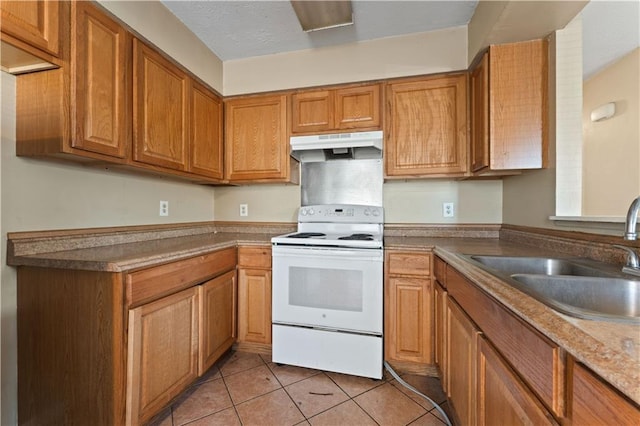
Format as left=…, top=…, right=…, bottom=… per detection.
left=469, top=255, right=617, bottom=277
left=460, top=254, right=640, bottom=323
left=510, top=275, right=640, bottom=324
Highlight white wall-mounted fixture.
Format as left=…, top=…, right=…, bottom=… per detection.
left=590, top=102, right=616, bottom=122
left=290, top=1, right=353, bottom=32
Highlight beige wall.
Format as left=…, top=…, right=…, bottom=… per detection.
left=223, top=26, right=467, bottom=95
left=97, top=0, right=223, bottom=92
left=582, top=48, right=640, bottom=216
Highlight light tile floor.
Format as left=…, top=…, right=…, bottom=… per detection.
left=149, top=351, right=454, bottom=426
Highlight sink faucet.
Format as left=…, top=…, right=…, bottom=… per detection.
left=613, top=245, right=640, bottom=277
left=624, top=196, right=640, bottom=240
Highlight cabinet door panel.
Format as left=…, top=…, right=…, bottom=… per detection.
left=190, top=81, right=223, bottom=179
left=335, top=85, right=381, bottom=130
left=446, top=298, right=479, bottom=426
left=1, top=0, right=60, bottom=56
left=386, top=75, right=468, bottom=176
left=385, top=277, right=432, bottom=363
left=489, top=40, right=548, bottom=170
left=199, top=271, right=236, bottom=374
left=225, top=95, right=289, bottom=181
left=133, top=39, right=188, bottom=170
left=72, top=1, right=129, bottom=158
left=127, top=287, right=199, bottom=425
left=291, top=90, right=333, bottom=133
left=434, top=280, right=447, bottom=383
left=238, top=268, right=272, bottom=344
left=477, top=336, right=556, bottom=426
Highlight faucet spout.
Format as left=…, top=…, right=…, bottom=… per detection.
left=624, top=196, right=640, bottom=240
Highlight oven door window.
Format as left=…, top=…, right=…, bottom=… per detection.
left=289, top=267, right=363, bottom=312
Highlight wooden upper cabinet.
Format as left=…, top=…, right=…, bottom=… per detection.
left=471, top=39, right=549, bottom=173
left=385, top=74, right=468, bottom=177
left=0, top=0, right=60, bottom=57
left=291, top=84, right=381, bottom=134
left=190, top=81, right=223, bottom=179
left=225, top=94, right=298, bottom=183
left=470, top=52, right=489, bottom=172
left=71, top=1, right=129, bottom=159
left=133, top=39, right=189, bottom=171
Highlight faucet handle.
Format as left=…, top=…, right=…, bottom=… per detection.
left=613, top=245, right=640, bottom=268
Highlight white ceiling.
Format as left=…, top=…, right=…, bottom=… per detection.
left=160, top=0, right=478, bottom=61
left=160, top=0, right=639, bottom=79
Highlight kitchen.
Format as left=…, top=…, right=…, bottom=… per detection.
left=1, top=0, right=639, bottom=425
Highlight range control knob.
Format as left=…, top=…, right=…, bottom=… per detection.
left=364, top=209, right=371, bottom=216
left=372, top=209, right=381, bottom=217
left=308, top=208, right=315, bottom=216
left=300, top=208, right=308, bottom=216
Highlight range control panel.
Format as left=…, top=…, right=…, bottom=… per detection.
left=298, top=204, right=383, bottom=223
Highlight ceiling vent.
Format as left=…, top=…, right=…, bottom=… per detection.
left=290, top=1, right=353, bottom=32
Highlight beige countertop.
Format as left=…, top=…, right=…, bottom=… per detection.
left=8, top=229, right=640, bottom=405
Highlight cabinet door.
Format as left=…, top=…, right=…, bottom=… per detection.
left=133, top=39, right=188, bottom=171
left=237, top=268, right=272, bottom=344
left=199, top=271, right=236, bottom=375
left=385, top=276, right=433, bottom=363
left=434, top=280, right=447, bottom=384
left=477, top=336, right=557, bottom=426
left=569, top=358, right=640, bottom=426
left=446, top=298, right=479, bottom=426
left=190, top=81, right=223, bottom=179
left=470, top=52, right=489, bottom=172
left=126, top=287, right=199, bottom=426
left=489, top=39, right=548, bottom=170
left=225, top=95, right=290, bottom=182
left=71, top=1, right=129, bottom=158
left=335, top=84, right=381, bottom=130
left=291, top=90, right=333, bottom=134
left=0, top=0, right=60, bottom=56
left=386, top=74, right=468, bottom=177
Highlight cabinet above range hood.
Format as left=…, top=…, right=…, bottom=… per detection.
left=290, top=130, right=383, bottom=162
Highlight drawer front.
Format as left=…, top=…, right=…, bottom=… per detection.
left=386, top=251, right=431, bottom=276
left=127, top=247, right=237, bottom=307
left=447, top=266, right=563, bottom=418
left=238, top=245, right=272, bottom=268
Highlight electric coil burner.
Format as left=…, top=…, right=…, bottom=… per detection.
left=271, top=204, right=384, bottom=379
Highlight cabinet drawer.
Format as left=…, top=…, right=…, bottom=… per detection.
left=447, top=266, right=564, bottom=418
left=238, top=245, right=272, bottom=268
left=127, top=247, right=237, bottom=307
left=386, top=251, right=431, bottom=276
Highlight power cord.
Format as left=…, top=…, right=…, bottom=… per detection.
left=383, top=361, right=453, bottom=426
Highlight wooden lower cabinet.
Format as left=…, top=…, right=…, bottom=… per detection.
left=237, top=246, right=272, bottom=346
left=477, top=335, right=557, bottom=425
left=446, top=298, right=480, bottom=426
left=568, top=357, right=640, bottom=425
left=126, top=287, right=200, bottom=425
left=384, top=250, right=434, bottom=365
left=198, top=270, right=237, bottom=374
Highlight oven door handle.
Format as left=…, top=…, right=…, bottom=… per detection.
left=272, top=246, right=383, bottom=261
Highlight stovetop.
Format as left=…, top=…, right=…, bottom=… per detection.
left=272, top=204, right=384, bottom=249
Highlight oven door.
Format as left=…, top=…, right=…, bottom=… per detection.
left=272, top=245, right=383, bottom=334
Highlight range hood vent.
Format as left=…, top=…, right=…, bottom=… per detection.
left=290, top=130, right=383, bottom=163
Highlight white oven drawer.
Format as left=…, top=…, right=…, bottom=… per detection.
left=272, top=246, right=383, bottom=334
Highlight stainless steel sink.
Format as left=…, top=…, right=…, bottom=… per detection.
left=510, top=275, right=640, bottom=324
left=468, top=255, right=618, bottom=277
left=460, top=254, right=640, bottom=323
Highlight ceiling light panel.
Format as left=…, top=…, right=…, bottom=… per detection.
left=291, top=1, right=353, bottom=32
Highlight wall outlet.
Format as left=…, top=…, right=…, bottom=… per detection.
left=239, top=203, right=248, bottom=217
left=443, top=202, right=454, bottom=218
left=159, top=200, right=169, bottom=216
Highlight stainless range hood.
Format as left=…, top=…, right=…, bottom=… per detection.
left=290, top=130, right=383, bottom=162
